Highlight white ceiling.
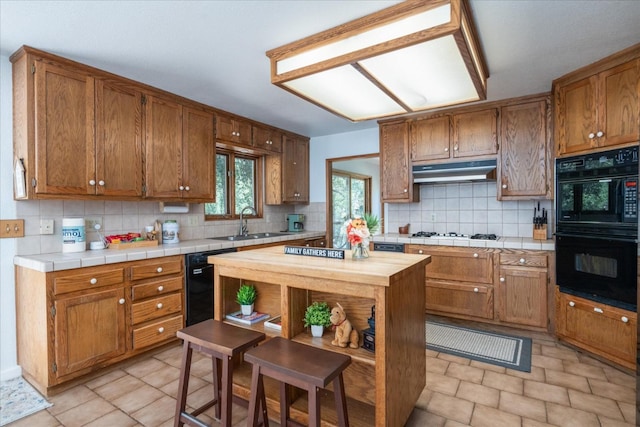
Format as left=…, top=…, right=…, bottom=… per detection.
left=1, top=1, right=639, bottom=139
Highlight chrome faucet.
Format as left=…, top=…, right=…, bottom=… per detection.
left=239, top=206, right=257, bottom=236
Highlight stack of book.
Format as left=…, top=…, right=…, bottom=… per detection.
left=225, top=310, right=269, bottom=325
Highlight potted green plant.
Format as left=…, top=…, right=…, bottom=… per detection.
left=236, top=283, right=257, bottom=315
left=303, top=301, right=331, bottom=337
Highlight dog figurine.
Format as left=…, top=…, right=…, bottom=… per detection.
left=330, top=303, right=359, bottom=349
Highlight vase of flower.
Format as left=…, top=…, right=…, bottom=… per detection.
left=352, top=243, right=369, bottom=259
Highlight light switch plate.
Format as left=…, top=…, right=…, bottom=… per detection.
left=85, top=216, right=103, bottom=231
left=1, top=219, right=25, bottom=238
left=40, top=219, right=54, bottom=235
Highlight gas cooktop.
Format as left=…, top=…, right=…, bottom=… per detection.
left=411, top=232, right=499, bottom=241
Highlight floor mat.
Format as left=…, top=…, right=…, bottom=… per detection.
left=426, top=321, right=532, bottom=372
left=0, top=377, right=52, bottom=426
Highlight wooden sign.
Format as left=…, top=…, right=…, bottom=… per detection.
left=284, top=245, right=345, bottom=259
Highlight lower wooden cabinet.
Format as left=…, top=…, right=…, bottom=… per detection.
left=425, top=280, right=494, bottom=319
left=15, top=256, right=184, bottom=396
left=556, top=288, right=636, bottom=370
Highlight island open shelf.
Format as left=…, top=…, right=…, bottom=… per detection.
left=209, top=245, right=430, bottom=427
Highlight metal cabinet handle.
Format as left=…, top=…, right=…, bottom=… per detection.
left=596, top=131, right=604, bottom=138
left=453, top=145, right=459, bottom=151
left=473, top=287, right=479, bottom=292
left=473, top=253, right=479, bottom=258
left=588, top=132, right=596, bottom=139
left=98, top=180, right=105, bottom=186
left=519, top=258, right=526, bottom=264
left=89, top=179, right=96, bottom=186
left=444, top=147, right=449, bottom=152
left=119, top=298, right=125, bottom=305
left=593, top=307, right=603, bottom=314
left=418, top=250, right=423, bottom=254
left=157, top=285, right=164, bottom=292
left=179, top=185, right=185, bottom=191
left=500, top=277, right=505, bottom=282
left=184, top=186, right=190, bottom=191
left=156, top=267, right=163, bottom=273
left=157, top=303, right=163, bottom=309
left=621, top=316, right=629, bottom=323
left=90, top=278, right=98, bottom=285
left=569, top=301, right=575, bottom=307
left=502, top=184, right=507, bottom=189
left=158, top=327, right=165, bottom=333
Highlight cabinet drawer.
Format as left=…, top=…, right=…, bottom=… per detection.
left=130, top=258, right=182, bottom=281
left=408, top=246, right=493, bottom=284
left=54, top=268, right=126, bottom=295
left=131, top=292, right=182, bottom=324
left=426, top=280, right=494, bottom=319
left=500, top=253, right=547, bottom=268
left=132, top=315, right=183, bottom=349
left=131, top=276, right=183, bottom=301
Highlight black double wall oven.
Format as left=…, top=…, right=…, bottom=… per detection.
left=555, top=146, right=638, bottom=311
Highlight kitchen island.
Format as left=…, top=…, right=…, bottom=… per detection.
left=209, top=245, right=430, bottom=427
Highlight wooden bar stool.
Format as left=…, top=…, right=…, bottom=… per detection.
left=174, top=319, right=265, bottom=427
left=244, top=337, right=352, bottom=427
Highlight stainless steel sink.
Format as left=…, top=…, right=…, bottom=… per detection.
left=209, top=232, right=291, bottom=241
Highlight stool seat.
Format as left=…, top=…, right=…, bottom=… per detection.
left=174, top=319, right=265, bottom=427
left=244, top=337, right=351, bottom=427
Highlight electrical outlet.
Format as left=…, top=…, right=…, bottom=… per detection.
left=1, top=219, right=25, bottom=238
left=431, top=213, right=436, bottom=222
left=85, top=216, right=103, bottom=231
left=40, top=219, right=54, bottom=235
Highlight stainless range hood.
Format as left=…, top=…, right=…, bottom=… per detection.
left=413, top=159, right=497, bottom=183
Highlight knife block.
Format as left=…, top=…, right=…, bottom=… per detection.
left=532, top=224, right=547, bottom=240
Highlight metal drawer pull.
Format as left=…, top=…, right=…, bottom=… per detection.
left=119, top=298, right=125, bottom=305
left=569, top=301, right=575, bottom=307
left=90, top=278, right=98, bottom=285
left=418, top=250, right=423, bottom=254
left=157, top=285, right=164, bottom=292
left=158, top=327, right=165, bottom=333
left=499, top=277, right=505, bottom=282
left=473, top=287, right=479, bottom=292
left=519, top=258, right=525, bottom=263
left=621, top=316, right=629, bottom=323
left=473, top=253, right=478, bottom=258
left=156, top=267, right=163, bottom=273
left=593, top=307, right=603, bottom=314
left=157, top=303, right=163, bottom=309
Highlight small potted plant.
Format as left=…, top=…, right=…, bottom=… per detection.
left=303, top=301, right=332, bottom=337
left=236, top=283, right=257, bottom=315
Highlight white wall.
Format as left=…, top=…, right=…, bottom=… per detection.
left=0, top=54, right=21, bottom=380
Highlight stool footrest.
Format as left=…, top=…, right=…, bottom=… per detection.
left=190, top=398, right=218, bottom=417
left=179, top=412, right=210, bottom=427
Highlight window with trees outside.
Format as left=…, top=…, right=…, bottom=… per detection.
left=332, top=170, right=371, bottom=248
left=205, top=151, right=262, bottom=220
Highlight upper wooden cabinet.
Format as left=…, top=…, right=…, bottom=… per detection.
left=252, top=125, right=282, bottom=153
left=265, top=134, right=309, bottom=204
left=554, top=45, right=640, bottom=156
left=452, top=108, right=498, bottom=158
left=410, top=116, right=451, bottom=162
left=498, top=96, right=552, bottom=200
left=12, top=51, right=145, bottom=199
left=380, top=120, right=418, bottom=203
left=144, top=96, right=215, bottom=201
left=215, top=113, right=252, bottom=147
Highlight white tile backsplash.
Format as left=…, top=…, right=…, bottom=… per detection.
left=387, top=181, right=553, bottom=239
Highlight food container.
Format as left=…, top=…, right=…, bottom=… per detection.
left=162, top=220, right=179, bottom=244
left=62, top=218, right=86, bottom=253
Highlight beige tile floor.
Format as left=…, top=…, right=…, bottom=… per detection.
left=7, top=321, right=636, bottom=427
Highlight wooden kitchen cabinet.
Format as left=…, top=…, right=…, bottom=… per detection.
left=498, top=251, right=548, bottom=328
left=554, top=45, right=639, bottom=156
left=252, top=124, right=282, bottom=153
left=410, top=116, right=451, bottom=162
left=14, top=256, right=184, bottom=396
left=265, top=134, right=309, bottom=204
left=498, top=96, right=552, bottom=200
left=556, top=289, right=636, bottom=370
left=452, top=108, right=498, bottom=158
left=380, top=120, right=418, bottom=203
left=215, top=113, right=252, bottom=146
left=145, top=95, right=215, bottom=201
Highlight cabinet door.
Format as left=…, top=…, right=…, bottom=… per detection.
left=144, top=95, right=183, bottom=198
left=253, top=125, right=282, bottom=152
left=498, top=99, right=550, bottom=199
left=555, top=76, right=598, bottom=155
left=452, top=108, right=498, bottom=158
left=95, top=79, right=143, bottom=197
left=498, top=267, right=547, bottom=327
left=380, top=121, right=416, bottom=202
left=282, top=136, right=309, bottom=203
left=34, top=61, right=95, bottom=196
left=216, top=114, right=252, bottom=146
left=53, top=287, right=126, bottom=378
left=599, top=59, right=640, bottom=148
left=410, top=116, right=451, bottom=161
left=182, top=107, right=215, bottom=201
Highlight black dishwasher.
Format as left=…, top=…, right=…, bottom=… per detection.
left=185, top=248, right=237, bottom=326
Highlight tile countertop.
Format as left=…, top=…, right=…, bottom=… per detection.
left=13, top=231, right=326, bottom=273
left=373, top=234, right=555, bottom=251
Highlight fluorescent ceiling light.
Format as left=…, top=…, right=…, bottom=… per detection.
left=266, top=0, right=489, bottom=122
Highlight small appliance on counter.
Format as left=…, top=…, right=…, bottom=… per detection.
left=287, top=214, right=305, bottom=232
